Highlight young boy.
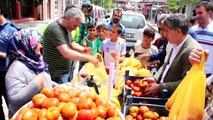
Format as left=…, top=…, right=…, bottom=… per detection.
left=82, top=22, right=102, bottom=55
left=130, top=27, right=158, bottom=68
left=96, top=23, right=108, bottom=41
left=99, top=24, right=126, bottom=66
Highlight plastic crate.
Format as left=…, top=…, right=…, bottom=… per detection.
left=125, top=95, right=168, bottom=106
left=123, top=103, right=169, bottom=116
left=122, top=70, right=169, bottom=115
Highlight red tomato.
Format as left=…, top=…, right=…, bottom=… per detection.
left=134, top=92, right=143, bottom=97
left=139, top=106, right=149, bottom=115
left=96, top=105, right=107, bottom=119
left=70, top=97, right=80, bottom=104
left=67, top=90, right=78, bottom=98
left=61, top=102, right=77, bottom=118
left=38, top=109, right=47, bottom=119
left=41, top=88, right=54, bottom=98
left=22, top=109, right=38, bottom=120
left=136, top=114, right=143, bottom=120
left=46, top=106, right=60, bottom=120
left=42, top=98, right=59, bottom=109
left=132, top=86, right=141, bottom=92
left=32, top=93, right=47, bottom=108
left=53, top=86, right=66, bottom=97
left=58, top=93, right=70, bottom=102
left=133, top=80, right=140, bottom=87
left=77, top=91, right=88, bottom=98
left=107, top=106, right=117, bottom=117
left=76, top=109, right=97, bottom=120
left=125, top=115, right=134, bottom=120
left=95, top=97, right=108, bottom=107
left=77, top=98, right=95, bottom=110
left=126, top=80, right=132, bottom=87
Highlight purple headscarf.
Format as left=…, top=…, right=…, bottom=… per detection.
left=7, top=30, right=48, bottom=73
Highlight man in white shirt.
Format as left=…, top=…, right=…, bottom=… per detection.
left=191, top=2, right=213, bottom=78
left=143, top=13, right=200, bottom=97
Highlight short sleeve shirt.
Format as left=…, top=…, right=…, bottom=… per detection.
left=43, top=20, right=73, bottom=78
left=99, top=38, right=126, bottom=66
left=84, top=36, right=102, bottom=55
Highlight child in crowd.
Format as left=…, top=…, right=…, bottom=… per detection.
left=99, top=24, right=126, bottom=66
left=96, top=23, right=108, bottom=41
left=130, top=27, right=158, bottom=68
left=82, top=22, right=102, bottom=55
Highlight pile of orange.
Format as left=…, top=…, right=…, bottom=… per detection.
left=11, top=85, right=121, bottom=120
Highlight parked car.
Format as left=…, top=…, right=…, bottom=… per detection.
left=120, top=11, right=147, bottom=52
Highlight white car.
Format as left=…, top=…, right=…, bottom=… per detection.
left=120, top=11, right=148, bottom=51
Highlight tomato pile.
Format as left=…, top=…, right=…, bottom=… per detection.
left=126, top=79, right=151, bottom=97
left=125, top=106, right=168, bottom=120
left=11, top=84, right=122, bottom=120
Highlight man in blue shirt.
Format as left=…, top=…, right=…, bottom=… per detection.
left=107, top=8, right=126, bottom=39
left=0, top=5, right=19, bottom=120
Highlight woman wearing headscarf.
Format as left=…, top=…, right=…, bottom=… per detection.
left=5, top=30, right=57, bottom=117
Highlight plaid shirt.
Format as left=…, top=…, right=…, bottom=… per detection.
left=204, top=75, right=213, bottom=120
left=78, top=17, right=94, bottom=45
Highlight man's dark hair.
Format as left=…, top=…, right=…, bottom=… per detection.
left=112, top=24, right=122, bottom=34
left=82, top=4, right=93, bottom=12
left=163, top=13, right=189, bottom=35
left=196, top=1, right=212, bottom=12
left=113, top=8, right=123, bottom=17
left=87, top=22, right=96, bottom=30
left=143, top=27, right=155, bottom=38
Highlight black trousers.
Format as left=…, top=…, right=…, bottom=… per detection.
left=0, top=71, right=8, bottom=120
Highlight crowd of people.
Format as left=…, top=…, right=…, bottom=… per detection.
left=0, top=1, right=213, bottom=120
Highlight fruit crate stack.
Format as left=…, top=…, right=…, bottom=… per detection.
left=122, top=70, right=169, bottom=118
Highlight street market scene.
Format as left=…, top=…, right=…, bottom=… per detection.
left=0, top=0, right=213, bottom=120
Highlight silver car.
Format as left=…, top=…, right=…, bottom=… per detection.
left=120, top=11, right=147, bottom=51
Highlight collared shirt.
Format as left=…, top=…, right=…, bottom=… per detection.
left=160, top=36, right=188, bottom=83
left=191, top=21, right=213, bottom=74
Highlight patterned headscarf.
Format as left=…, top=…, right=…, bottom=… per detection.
left=7, top=30, right=48, bottom=73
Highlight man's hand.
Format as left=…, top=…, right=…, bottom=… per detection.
left=188, top=48, right=209, bottom=65
left=143, top=83, right=160, bottom=97
left=138, top=54, right=150, bottom=61
left=88, top=56, right=99, bottom=67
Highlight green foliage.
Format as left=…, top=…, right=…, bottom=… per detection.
left=167, top=0, right=199, bottom=11
left=167, top=0, right=180, bottom=11
left=93, top=0, right=115, bottom=8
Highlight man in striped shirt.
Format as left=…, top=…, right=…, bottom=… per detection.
left=192, top=2, right=213, bottom=78
left=43, top=6, right=99, bottom=84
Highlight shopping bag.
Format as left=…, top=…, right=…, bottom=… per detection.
left=166, top=51, right=206, bottom=120
left=81, top=53, right=108, bottom=84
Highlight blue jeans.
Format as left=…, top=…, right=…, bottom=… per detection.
left=52, top=72, right=71, bottom=84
